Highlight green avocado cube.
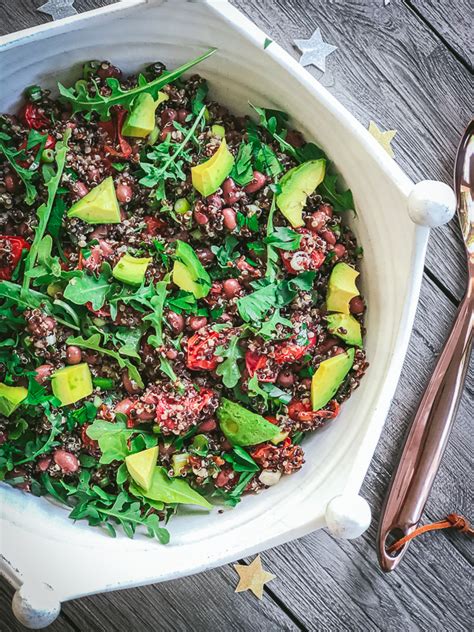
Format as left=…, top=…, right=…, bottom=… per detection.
left=191, top=138, right=234, bottom=197
left=51, top=363, right=93, bottom=406
left=326, top=263, right=360, bottom=314
left=276, top=159, right=326, bottom=227
left=112, top=253, right=152, bottom=286
left=67, top=176, right=121, bottom=224
left=0, top=383, right=28, bottom=417
left=325, top=313, right=363, bottom=347
left=217, top=398, right=281, bottom=446
left=172, top=240, right=211, bottom=298
left=311, top=348, right=355, bottom=411
left=122, top=92, right=168, bottom=138
left=125, top=446, right=159, bottom=491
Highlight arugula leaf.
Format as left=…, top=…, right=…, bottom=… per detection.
left=215, top=334, right=244, bottom=388
left=237, top=283, right=277, bottom=323
left=247, top=374, right=269, bottom=404
left=248, top=103, right=298, bottom=159
left=319, top=171, right=355, bottom=212
left=260, top=382, right=292, bottom=405
left=165, top=290, right=198, bottom=314
left=46, top=196, right=67, bottom=260
left=58, top=49, right=216, bottom=120
left=0, top=279, right=49, bottom=309
left=22, top=129, right=71, bottom=292
left=236, top=210, right=259, bottom=232
left=144, top=276, right=169, bottom=348
left=63, top=263, right=112, bottom=311
left=14, top=404, right=63, bottom=466
left=191, top=80, right=209, bottom=116
left=264, top=226, right=302, bottom=251
left=113, top=327, right=142, bottom=358
left=211, top=235, right=240, bottom=267
left=223, top=446, right=259, bottom=472
left=66, top=333, right=144, bottom=388
left=265, top=189, right=279, bottom=280
left=257, top=309, right=292, bottom=340
left=229, top=142, right=254, bottom=185
left=0, top=139, right=38, bottom=205
left=253, top=143, right=282, bottom=178
left=160, top=357, right=178, bottom=383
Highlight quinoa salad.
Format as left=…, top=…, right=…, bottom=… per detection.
left=0, top=49, right=368, bottom=542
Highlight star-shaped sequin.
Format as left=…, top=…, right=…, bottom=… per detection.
left=294, top=28, right=338, bottom=73
left=233, top=555, right=276, bottom=599
left=38, top=0, right=78, bottom=21
left=368, top=121, right=397, bottom=158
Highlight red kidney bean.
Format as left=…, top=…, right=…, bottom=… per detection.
left=66, top=345, right=82, bottom=365
left=189, top=316, right=208, bottom=331
left=44, top=316, right=56, bottom=331
left=53, top=449, right=79, bottom=473
left=166, top=348, right=178, bottom=360
left=333, top=244, right=346, bottom=259
left=159, top=122, right=174, bottom=142
left=286, top=130, right=305, bottom=148
left=177, top=108, right=189, bottom=123
left=301, top=378, right=312, bottom=390
left=37, top=456, right=52, bottom=472
left=167, top=311, right=184, bottom=334
left=97, top=63, right=122, bottom=80
left=87, top=166, right=101, bottom=183
left=277, top=369, right=295, bottom=388
left=5, top=172, right=18, bottom=193
left=194, top=209, right=209, bottom=225
left=319, top=203, right=333, bottom=218
left=244, top=170, right=266, bottom=193
left=159, top=443, right=176, bottom=459
left=135, top=407, right=155, bottom=421
left=98, top=239, right=114, bottom=257
left=305, top=210, right=327, bottom=233
left=65, top=121, right=76, bottom=129
left=206, top=193, right=223, bottom=209
left=222, top=207, right=237, bottom=231
left=195, top=247, right=215, bottom=265
left=72, top=181, right=89, bottom=199
left=219, top=312, right=232, bottom=322
left=222, top=178, right=240, bottom=205
left=317, top=337, right=338, bottom=355
left=115, top=398, right=135, bottom=416
left=320, top=228, right=336, bottom=245
left=122, top=370, right=141, bottom=394
left=221, top=439, right=232, bottom=451
left=223, top=278, right=241, bottom=299
left=332, top=346, right=345, bottom=356
left=160, top=108, right=177, bottom=125
left=198, top=418, right=217, bottom=432
left=215, top=470, right=230, bottom=488
left=34, top=364, right=53, bottom=385
left=115, top=183, right=133, bottom=204
left=349, top=296, right=365, bottom=315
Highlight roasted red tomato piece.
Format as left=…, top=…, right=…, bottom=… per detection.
left=187, top=330, right=221, bottom=371
left=273, top=335, right=316, bottom=365
left=99, top=106, right=132, bottom=159
left=20, top=103, right=50, bottom=130
left=280, top=228, right=326, bottom=274
left=0, top=235, right=30, bottom=280
left=245, top=350, right=278, bottom=382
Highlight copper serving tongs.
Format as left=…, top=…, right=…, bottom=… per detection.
left=377, top=121, right=474, bottom=572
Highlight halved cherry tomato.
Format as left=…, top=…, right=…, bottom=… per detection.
left=99, top=106, right=132, bottom=159
left=245, top=350, right=277, bottom=383
left=187, top=330, right=221, bottom=371
left=0, top=235, right=30, bottom=280
left=20, top=103, right=50, bottom=130
left=279, top=228, right=326, bottom=274
left=273, top=335, right=316, bottom=365
left=288, top=398, right=340, bottom=422
left=144, top=216, right=167, bottom=236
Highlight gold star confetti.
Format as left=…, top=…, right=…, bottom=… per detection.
left=233, top=555, right=276, bottom=599
left=368, top=121, right=397, bottom=158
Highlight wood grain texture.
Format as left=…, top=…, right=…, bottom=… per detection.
left=0, top=1, right=472, bottom=631
left=408, top=0, right=474, bottom=68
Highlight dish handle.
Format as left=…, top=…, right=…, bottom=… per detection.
left=407, top=180, right=456, bottom=227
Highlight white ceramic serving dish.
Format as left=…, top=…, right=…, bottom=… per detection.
left=0, top=0, right=455, bottom=627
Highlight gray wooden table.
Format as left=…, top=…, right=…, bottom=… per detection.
left=1, top=1, right=472, bottom=630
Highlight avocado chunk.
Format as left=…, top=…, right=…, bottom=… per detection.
left=217, top=398, right=281, bottom=446
left=0, top=383, right=28, bottom=417
left=325, top=313, right=363, bottom=347
left=276, top=159, right=326, bottom=227
left=191, top=138, right=234, bottom=197
left=131, top=466, right=212, bottom=508
left=125, top=446, right=158, bottom=491
left=326, top=263, right=360, bottom=314
left=51, top=363, right=93, bottom=406
left=112, top=253, right=152, bottom=286
left=172, top=240, right=211, bottom=298
left=122, top=92, right=168, bottom=138
left=311, top=348, right=355, bottom=411
left=67, top=176, right=121, bottom=224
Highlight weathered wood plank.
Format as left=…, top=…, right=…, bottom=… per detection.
left=231, top=0, right=472, bottom=301
left=59, top=565, right=300, bottom=632
left=408, top=0, right=474, bottom=68
left=247, top=272, right=473, bottom=631
left=0, top=577, right=77, bottom=632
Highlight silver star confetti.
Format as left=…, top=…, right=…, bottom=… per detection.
left=38, top=0, right=78, bottom=21
left=294, top=28, right=337, bottom=73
